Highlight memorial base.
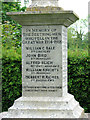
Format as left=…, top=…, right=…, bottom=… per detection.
left=3, top=94, right=86, bottom=118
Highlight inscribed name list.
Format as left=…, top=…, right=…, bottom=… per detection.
left=22, top=25, right=62, bottom=97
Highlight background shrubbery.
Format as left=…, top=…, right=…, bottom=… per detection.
left=68, top=49, right=89, bottom=112
left=2, top=47, right=22, bottom=111
left=1, top=2, right=89, bottom=113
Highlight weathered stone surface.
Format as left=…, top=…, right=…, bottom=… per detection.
left=30, top=0, right=59, bottom=7
left=22, top=25, right=67, bottom=97
left=1, top=2, right=87, bottom=119
left=26, top=6, right=64, bottom=12
left=6, top=11, right=79, bottom=27
left=0, top=112, right=89, bottom=119
left=2, top=94, right=85, bottom=118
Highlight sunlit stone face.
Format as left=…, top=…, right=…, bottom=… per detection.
left=31, top=0, right=59, bottom=7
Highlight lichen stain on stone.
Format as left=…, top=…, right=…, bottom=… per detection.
left=26, top=6, right=64, bottom=13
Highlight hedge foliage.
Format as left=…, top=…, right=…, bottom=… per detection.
left=2, top=48, right=89, bottom=113
left=68, top=49, right=89, bottom=113
left=2, top=47, right=22, bottom=111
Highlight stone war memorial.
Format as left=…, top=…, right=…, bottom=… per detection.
left=1, top=0, right=88, bottom=119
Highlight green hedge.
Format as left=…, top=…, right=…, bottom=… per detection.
left=2, top=49, right=89, bottom=113
left=2, top=47, right=22, bottom=111
left=68, top=49, right=89, bottom=113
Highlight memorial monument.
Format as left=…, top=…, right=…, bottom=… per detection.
left=2, top=0, right=87, bottom=118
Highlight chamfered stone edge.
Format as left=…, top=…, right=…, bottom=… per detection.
left=6, top=10, right=79, bottom=27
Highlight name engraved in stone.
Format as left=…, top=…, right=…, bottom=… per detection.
left=22, top=26, right=62, bottom=95
left=26, top=46, right=55, bottom=50
left=26, top=68, right=59, bottom=72
left=26, top=54, right=47, bottom=58
left=26, top=61, right=53, bottom=64
left=25, top=75, right=59, bottom=79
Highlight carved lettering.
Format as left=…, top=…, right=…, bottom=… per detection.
left=22, top=26, right=62, bottom=96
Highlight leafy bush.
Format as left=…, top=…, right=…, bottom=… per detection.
left=2, top=22, right=22, bottom=112
left=2, top=24, right=22, bottom=48
left=2, top=1, right=25, bottom=112
left=2, top=2, right=26, bottom=24
left=2, top=47, right=22, bottom=111
left=68, top=49, right=89, bottom=113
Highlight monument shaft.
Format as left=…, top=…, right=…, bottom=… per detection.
left=22, top=25, right=67, bottom=97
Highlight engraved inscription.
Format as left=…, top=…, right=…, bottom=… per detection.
left=22, top=25, right=62, bottom=97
